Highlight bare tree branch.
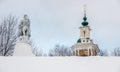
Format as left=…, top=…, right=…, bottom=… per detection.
left=48, top=44, right=72, bottom=56
left=0, top=15, right=18, bottom=56
left=99, top=49, right=108, bottom=56
left=112, top=47, right=120, bottom=56
left=30, top=40, right=43, bottom=56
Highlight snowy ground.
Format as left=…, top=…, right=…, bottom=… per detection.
left=0, top=56, right=120, bottom=72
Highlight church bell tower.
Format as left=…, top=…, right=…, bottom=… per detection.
left=71, top=5, right=99, bottom=56
left=80, top=5, right=91, bottom=44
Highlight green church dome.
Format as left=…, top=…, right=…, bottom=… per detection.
left=82, top=21, right=88, bottom=26
left=83, top=16, right=87, bottom=21
left=81, top=14, right=89, bottom=26
left=77, top=39, right=81, bottom=43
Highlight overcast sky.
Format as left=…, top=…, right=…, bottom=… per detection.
left=0, top=0, right=120, bottom=52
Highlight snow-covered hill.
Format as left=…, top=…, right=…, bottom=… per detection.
left=0, top=57, right=120, bottom=72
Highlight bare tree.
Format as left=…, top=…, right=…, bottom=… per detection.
left=99, top=49, right=108, bottom=56
left=33, top=47, right=43, bottom=56
left=0, top=15, right=18, bottom=56
left=30, top=40, right=43, bottom=56
left=112, top=47, right=120, bottom=56
left=48, top=44, right=72, bottom=56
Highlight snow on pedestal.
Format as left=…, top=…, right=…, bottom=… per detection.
left=14, top=42, right=34, bottom=56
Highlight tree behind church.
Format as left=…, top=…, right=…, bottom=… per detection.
left=112, top=47, right=120, bottom=56
left=0, top=15, right=18, bottom=56
left=48, top=44, right=72, bottom=56
left=30, top=40, right=44, bottom=56
left=99, top=49, right=108, bottom=56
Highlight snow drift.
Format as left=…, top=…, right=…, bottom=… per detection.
left=0, top=56, right=120, bottom=72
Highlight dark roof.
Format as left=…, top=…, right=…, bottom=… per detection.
left=77, top=38, right=81, bottom=43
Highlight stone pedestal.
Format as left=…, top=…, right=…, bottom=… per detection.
left=13, top=36, right=34, bottom=56
left=14, top=42, right=34, bottom=56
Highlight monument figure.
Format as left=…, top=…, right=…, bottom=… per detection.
left=14, top=15, right=34, bottom=56
left=18, top=15, right=31, bottom=43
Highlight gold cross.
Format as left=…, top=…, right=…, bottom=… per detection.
left=83, top=4, right=87, bottom=13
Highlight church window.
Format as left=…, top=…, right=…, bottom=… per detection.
left=83, top=31, right=85, bottom=37
left=83, top=40, right=85, bottom=42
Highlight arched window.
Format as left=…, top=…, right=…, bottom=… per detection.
left=83, top=40, right=85, bottom=42
left=83, top=31, right=85, bottom=37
